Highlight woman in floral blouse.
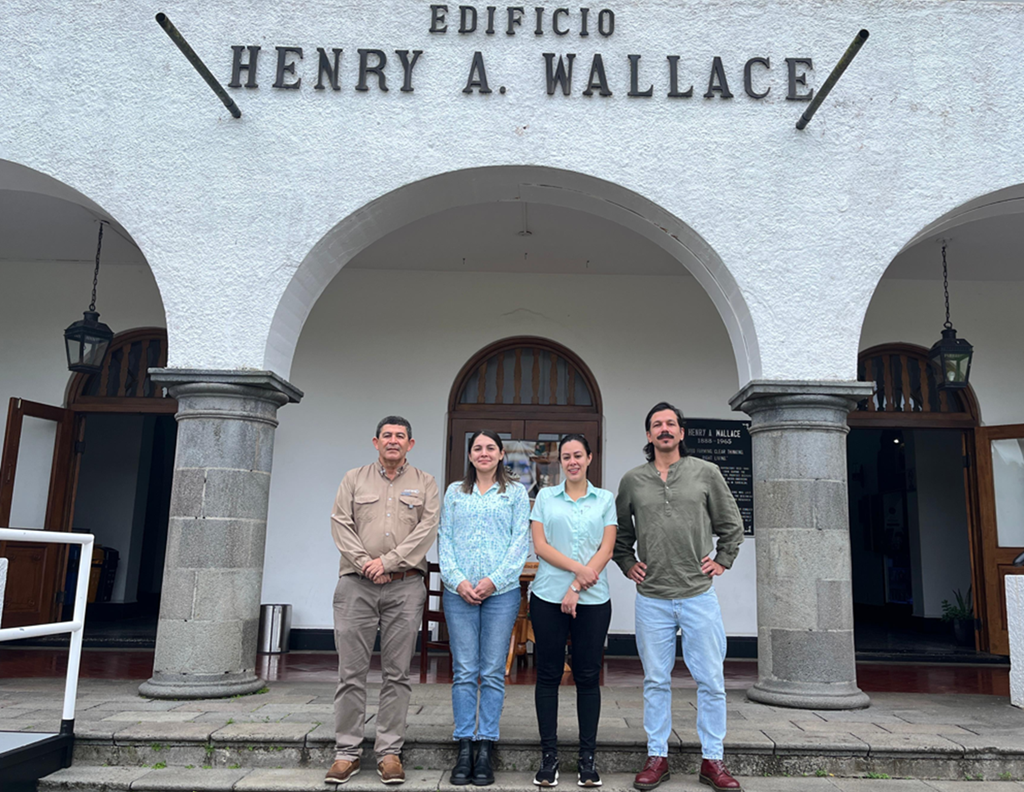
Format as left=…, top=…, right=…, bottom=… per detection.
left=439, top=429, right=530, bottom=786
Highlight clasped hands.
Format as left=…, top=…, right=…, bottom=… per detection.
left=456, top=577, right=497, bottom=605
left=361, top=558, right=391, bottom=584
left=560, top=563, right=600, bottom=618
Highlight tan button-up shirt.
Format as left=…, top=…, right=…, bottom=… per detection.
left=331, top=462, right=440, bottom=577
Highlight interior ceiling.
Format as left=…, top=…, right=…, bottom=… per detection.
left=0, top=191, right=141, bottom=266
left=885, top=214, right=1024, bottom=280
left=2, top=184, right=1022, bottom=281
left=350, top=201, right=1024, bottom=281
left=348, top=201, right=686, bottom=276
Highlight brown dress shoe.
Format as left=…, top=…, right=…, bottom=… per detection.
left=633, top=756, right=670, bottom=790
left=325, top=758, right=361, bottom=785
left=699, top=759, right=742, bottom=791
left=378, top=754, right=406, bottom=785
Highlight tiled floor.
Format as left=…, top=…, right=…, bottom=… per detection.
left=0, top=647, right=1010, bottom=696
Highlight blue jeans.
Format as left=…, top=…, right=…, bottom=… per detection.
left=635, top=588, right=727, bottom=760
left=443, top=587, right=522, bottom=741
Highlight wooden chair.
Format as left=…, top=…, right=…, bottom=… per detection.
left=506, top=562, right=539, bottom=676
left=420, top=562, right=450, bottom=681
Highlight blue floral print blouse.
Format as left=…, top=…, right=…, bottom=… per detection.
left=438, top=480, right=531, bottom=596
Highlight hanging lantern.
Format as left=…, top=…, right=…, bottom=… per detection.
left=64, top=222, right=114, bottom=373
left=928, top=242, right=973, bottom=390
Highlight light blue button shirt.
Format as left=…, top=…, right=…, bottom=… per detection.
left=530, top=482, right=617, bottom=606
left=438, top=480, right=531, bottom=596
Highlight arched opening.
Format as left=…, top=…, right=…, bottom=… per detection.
left=262, top=166, right=757, bottom=648
left=265, top=165, right=760, bottom=384
left=857, top=183, right=1024, bottom=657
left=445, top=337, right=603, bottom=490
left=64, top=329, right=177, bottom=640
left=0, top=160, right=167, bottom=633
left=846, top=344, right=987, bottom=660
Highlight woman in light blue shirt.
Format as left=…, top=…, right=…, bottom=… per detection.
left=529, top=434, right=616, bottom=788
left=439, top=429, right=530, bottom=787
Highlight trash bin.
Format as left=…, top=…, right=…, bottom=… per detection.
left=258, top=604, right=292, bottom=654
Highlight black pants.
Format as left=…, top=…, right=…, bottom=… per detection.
left=529, top=594, right=612, bottom=754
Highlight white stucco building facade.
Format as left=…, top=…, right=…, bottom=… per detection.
left=2, top=0, right=1023, bottom=708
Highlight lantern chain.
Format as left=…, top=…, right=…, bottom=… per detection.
left=90, top=221, right=107, bottom=313
left=941, top=241, right=952, bottom=329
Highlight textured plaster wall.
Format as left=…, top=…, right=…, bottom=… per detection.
left=262, top=268, right=757, bottom=634
left=4, top=0, right=1024, bottom=380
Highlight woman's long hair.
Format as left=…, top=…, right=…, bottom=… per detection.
left=461, top=429, right=512, bottom=494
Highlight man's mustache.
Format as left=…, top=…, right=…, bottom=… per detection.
left=658, top=433, right=673, bottom=440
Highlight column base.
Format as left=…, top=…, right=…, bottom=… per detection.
left=139, top=673, right=267, bottom=700
left=747, top=679, right=870, bottom=710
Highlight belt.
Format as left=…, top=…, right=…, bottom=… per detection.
left=388, top=569, right=424, bottom=581
left=344, top=569, right=424, bottom=582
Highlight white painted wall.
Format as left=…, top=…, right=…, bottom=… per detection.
left=262, top=267, right=758, bottom=635
left=0, top=260, right=165, bottom=533
left=6, top=0, right=1024, bottom=381
left=0, top=261, right=166, bottom=434
left=859, top=280, right=1024, bottom=426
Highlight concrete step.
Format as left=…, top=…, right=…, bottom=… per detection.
left=62, top=724, right=1024, bottom=782
left=35, top=766, right=1024, bottom=791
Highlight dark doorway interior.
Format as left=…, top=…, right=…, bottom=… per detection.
left=63, top=413, right=176, bottom=646
left=847, top=427, right=996, bottom=661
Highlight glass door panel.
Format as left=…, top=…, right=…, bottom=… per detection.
left=992, top=437, right=1024, bottom=547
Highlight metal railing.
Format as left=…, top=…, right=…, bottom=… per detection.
left=0, top=528, right=94, bottom=734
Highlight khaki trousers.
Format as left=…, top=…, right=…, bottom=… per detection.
left=333, top=573, right=426, bottom=761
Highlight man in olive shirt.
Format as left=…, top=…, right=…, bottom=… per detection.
left=614, top=402, right=744, bottom=792
left=326, top=416, right=440, bottom=786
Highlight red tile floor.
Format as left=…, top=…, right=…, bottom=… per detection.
left=0, top=648, right=1009, bottom=697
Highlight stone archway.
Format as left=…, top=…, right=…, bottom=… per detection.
left=265, top=165, right=760, bottom=385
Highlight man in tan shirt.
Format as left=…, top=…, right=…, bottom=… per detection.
left=326, top=416, right=440, bottom=786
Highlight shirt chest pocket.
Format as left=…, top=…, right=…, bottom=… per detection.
left=354, top=493, right=380, bottom=523
left=398, top=494, right=423, bottom=524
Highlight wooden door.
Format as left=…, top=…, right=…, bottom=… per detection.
left=523, top=420, right=602, bottom=489
left=447, top=419, right=524, bottom=486
left=0, top=398, right=81, bottom=627
left=447, top=418, right=602, bottom=494
left=974, top=424, right=1024, bottom=655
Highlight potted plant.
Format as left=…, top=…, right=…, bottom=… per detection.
left=941, top=587, right=975, bottom=646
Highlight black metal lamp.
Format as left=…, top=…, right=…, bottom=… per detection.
left=928, top=241, right=973, bottom=389
left=64, top=221, right=114, bottom=373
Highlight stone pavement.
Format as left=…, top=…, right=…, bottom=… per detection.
left=2, top=678, right=1024, bottom=787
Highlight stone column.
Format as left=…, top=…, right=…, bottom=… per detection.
left=730, top=380, right=872, bottom=710
left=139, top=370, right=302, bottom=700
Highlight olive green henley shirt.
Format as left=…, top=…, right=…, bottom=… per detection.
left=614, top=456, right=744, bottom=600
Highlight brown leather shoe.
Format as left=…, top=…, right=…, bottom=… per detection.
left=699, top=759, right=741, bottom=791
left=633, top=756, right=670, bottom=790
left=325, top=758, right=361, bottom=785
left=378, top=754, right=406, bottom=785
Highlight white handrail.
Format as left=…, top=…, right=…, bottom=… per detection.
left=0, top=528, right=95, bottom=728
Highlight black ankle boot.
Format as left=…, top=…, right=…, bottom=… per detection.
left=472, top=739, right=495, bottom=786
left=450, top=739, right=474, bottom=785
